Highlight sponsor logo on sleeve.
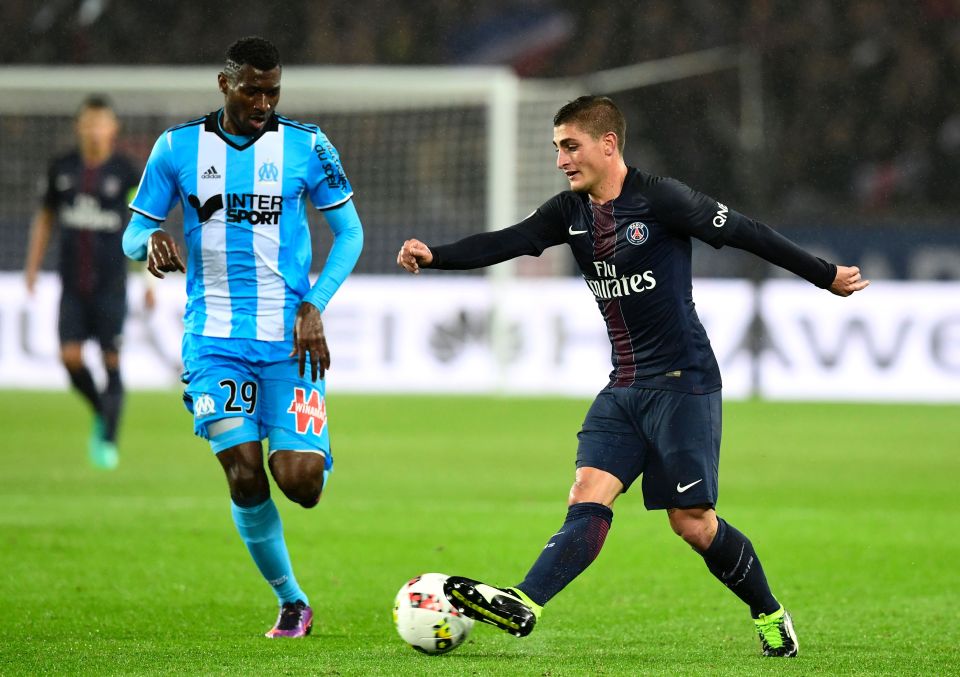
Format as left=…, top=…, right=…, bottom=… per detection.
left=713, top=202, right=728, bottom=228
left=314, top=141, right=349, bottom=191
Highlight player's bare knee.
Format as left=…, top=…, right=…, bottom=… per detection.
left=269, top=451, right=326, bottom=508
left=283, top=480, right=323, bottom=509
left=567, top=467, right=622, bottom=506
left=218, top=445, right=269, bottom=506
left=226, top=463, right=269, bottom=506
left=668, top=509, right=716, bottom=551
left=60, top=348, right=84, bottom=372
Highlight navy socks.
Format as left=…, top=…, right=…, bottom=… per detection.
left=516, top=502, right=613, bottom=606
left=100, top=367, right=124, bottom=443
left=67, top=365, right=101, bottom=414
left=700, top=517, right=779, bottom=617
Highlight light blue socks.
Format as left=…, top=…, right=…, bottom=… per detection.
left=230, top=498, right=308, bottom=606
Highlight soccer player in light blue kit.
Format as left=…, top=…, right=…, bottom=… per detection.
left=123, top=36, right=363, bottom=638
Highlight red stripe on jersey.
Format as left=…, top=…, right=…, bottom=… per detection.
left=602, top=298, right=638, bottom=386
left=592, top=201, right=616, bottom=260
left=593, top=202, right=637, bottom=385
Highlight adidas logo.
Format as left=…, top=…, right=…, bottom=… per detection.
left=201, top=166, right=221, bottom=179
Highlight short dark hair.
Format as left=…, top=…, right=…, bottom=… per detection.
left=553, top=96, right=626, bottom=154
left=77, top=94, right=113, bottom=116
left=224, top=36, right=281, bottom=81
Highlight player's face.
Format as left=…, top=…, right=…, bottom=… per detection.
left=75, top=108, right=118, bottom=158
left=219, top=64, right=281, bottom=136
left=553, top=123, right=612, bottom=195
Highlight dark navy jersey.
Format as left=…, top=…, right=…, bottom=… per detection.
left=429, top=167, right=836, bottom=393
left=41, top=151, right=139, bottom=295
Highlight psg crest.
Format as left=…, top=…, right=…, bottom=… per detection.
left=626, top=222, right=648, bottom=245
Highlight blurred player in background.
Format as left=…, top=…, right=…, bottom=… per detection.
left=123, top=36, right=363, bottom=638
left=398, top=95, right=869, bottom=657
left=24, top=95, right=142, bottom=470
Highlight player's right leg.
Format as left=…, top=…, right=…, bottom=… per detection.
left=182, top=334, right=311, bottom=637
left=445, top=388, right=639, bottom=637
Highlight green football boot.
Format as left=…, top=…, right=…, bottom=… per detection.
left=88, top=416, right=118, bottom=470
left=443, top=576, right=542, bottom=637
left=755, top=606, right=798, bottom=657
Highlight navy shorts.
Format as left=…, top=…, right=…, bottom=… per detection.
left=576, top=386, right=721, bottom=510
left=58, top=287, right=127, bottom=353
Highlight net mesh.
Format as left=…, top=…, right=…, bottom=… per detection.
left=1, top=105, right=492, bottom=275
left=0, top=56, right=744, bottom=276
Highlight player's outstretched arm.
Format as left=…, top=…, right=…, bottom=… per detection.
left=396, top=214, right=563, bottom=272
left=397, top=239, right=433, bottom=274
left=829, top=265, right=870, bottom=297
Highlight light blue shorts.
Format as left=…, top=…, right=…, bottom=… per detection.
left=180, top=333, right=331, bottom=468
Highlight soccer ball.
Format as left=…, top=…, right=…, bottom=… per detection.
left=393, top=573, right=474, bottom=655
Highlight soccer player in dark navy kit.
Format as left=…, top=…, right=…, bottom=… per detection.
left=398, top=95, right=870, bottom=657
left=24, top=95, right=141, bottom=470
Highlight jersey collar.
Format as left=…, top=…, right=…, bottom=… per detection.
left=205, top=109, right=279, bottom=150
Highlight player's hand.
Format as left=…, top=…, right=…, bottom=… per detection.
left=290, top=301, right=330, bottom=381
left=830, top=265, right=870, bottom=297
left=147, top=231, right=186, bottom=279
left=397, top=238, right=433, bottom=274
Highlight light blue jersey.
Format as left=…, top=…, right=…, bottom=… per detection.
left=128, top=110, right=360, bottom=341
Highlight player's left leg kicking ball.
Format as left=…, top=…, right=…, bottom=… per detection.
left=445, top=388, right=797, bottom=657
left=183, top=335, right=330, bottom=638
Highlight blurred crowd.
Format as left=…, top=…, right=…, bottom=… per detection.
left=4, top=0, right=960, bottom=217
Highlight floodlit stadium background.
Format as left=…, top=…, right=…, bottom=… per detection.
left=2, top=6, right=959, bottom=676
left=1, top=1, right=958, bottom=400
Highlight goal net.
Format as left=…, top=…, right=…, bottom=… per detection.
left=0, top=48, right=756, bottom=277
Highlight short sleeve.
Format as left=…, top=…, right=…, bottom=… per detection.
left=308, top=132, right=353, bottom=211
left=129, top=133, right=180, bottom=222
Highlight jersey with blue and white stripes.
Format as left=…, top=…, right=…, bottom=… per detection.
left=130, top=110, right=353, bottom=341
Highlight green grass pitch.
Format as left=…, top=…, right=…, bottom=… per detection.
left=1, top=391, right=958, bottom=676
